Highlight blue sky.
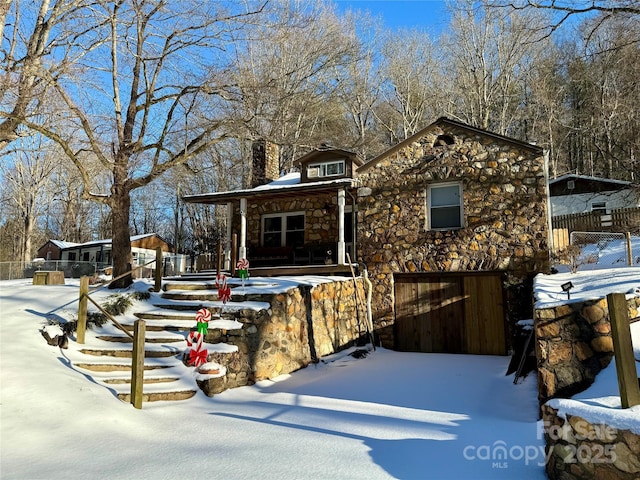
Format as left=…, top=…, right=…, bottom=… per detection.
left=334, top=0, right=450, bottom=33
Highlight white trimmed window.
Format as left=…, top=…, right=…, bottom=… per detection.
left=590, top=201, right=607, bottom=214
left=262, top=212, right=305, bottom=247
left=426, top=183, right=463, bottom=230
left=307, top=160, right=345, bottom=179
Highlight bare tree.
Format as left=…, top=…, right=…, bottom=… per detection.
left=441, top=0, right=551, bottom=135
left=228, top=0, right=360, bottom=171
left=0, top=136, right=58, bottom=262
left=22, top=0, right=267, bottom=287
left=0, top=0, right=95, bottom=150
left=375, top=29, right=441, bottom=143
left=330, top=11, right=386, bottom=156
left=489, top=1, right=640, bottom=40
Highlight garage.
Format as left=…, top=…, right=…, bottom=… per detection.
left=393, top=272, right=507, bottom=355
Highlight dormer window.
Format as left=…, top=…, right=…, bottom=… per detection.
left=307, top=160, right=345, bottom=179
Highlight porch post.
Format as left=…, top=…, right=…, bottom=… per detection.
left=239, top=197, right=247, bottom=260
left=337, top=189, right=346, bottom=265
left=225, top=202, right=233, bottom=270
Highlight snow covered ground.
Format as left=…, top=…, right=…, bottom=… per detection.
left=1, top=264, right=639, bottom=479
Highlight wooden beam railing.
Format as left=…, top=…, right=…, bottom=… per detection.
left=76, top=248, right=165, bottom=409
left=607, top=293, right=640, bottom=408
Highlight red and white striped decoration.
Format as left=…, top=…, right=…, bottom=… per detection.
left=215, top=273, right=227, bottom=289
left=186, top=331, right=202, bottom=349
left=237, top=258, right=249, bottom=270
left=195, top=308, right=211, bottom=324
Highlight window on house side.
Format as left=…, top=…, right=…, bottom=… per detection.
left=591, top=202, right=607, bottom=214
left=262, top=212, right=305, bottom=247
left=308, top=160, right=345, bottom=178
left=427, top=183, right=463, bottom=230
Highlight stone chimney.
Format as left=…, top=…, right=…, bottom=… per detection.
left=251, top=139, right=279, bottom=188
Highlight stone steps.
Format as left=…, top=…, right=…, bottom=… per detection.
left=163, top=282, right=218, bottom=291
left=102, top=376, right=180, bottom=385
left=74, top=362, right=171, bottom=372
left=161, top=291, right=220, bottom=301
left=96, top=334, right=184, bottom=343
left=78, top=347, right=181, bottom=358
left=67, top=284, right=247, bottom=405
left=117, top=390, right=197, bottom=403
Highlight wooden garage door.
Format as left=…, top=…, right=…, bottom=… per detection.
left=394, top=272, right=506, bottom=355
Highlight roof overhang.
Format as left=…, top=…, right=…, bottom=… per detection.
left=182, top=178, right=356, bottom=205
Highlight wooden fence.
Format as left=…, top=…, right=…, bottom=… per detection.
left=552, top=206, right=640, bottom=234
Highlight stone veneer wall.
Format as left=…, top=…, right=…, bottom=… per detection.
left=355, top=123, right=550, bottom=346
left=197, top=278, right=367, bottom=396
left=242, top=196, right=340, bottom=250
left=535, top=296, right=640, bottom=404
left=542, top=404, right=640, bottom=479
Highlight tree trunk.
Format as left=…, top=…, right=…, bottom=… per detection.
left=109, top=185, right=132, bottom=289
left=23, top=213, right=33, bottom=264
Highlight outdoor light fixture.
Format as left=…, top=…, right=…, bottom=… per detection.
left=561, top=281, right=574, bottom=299
left=322, top=204, right=331, bottom=215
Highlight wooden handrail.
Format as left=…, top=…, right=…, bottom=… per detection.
left=84, top=294, right=134, bottom=340
left=75, top=249, right=164, bottom=409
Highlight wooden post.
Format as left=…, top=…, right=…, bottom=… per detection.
left=607, top=293, right=640, bottom=408
left=626, top=232, right=633, bottom=266
left=154, top=247, right=163, bottom=292
left=77, top=276, right=89, bottom=344
left=231, top=233, right=238, bottom=276
left=217, top=242, right=223, bottom=276
left=131, top=319, right=146, bottom=409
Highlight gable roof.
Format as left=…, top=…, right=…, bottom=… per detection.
left=60, top=233, right=165, bottom=250
left=48, top=240, right=80, bottom=249
left=549, top=173, right=636, bottom=197
left=358, top=117, right=543, bottom=173
left=549, top=173, right=633, bottom=188
left=293, top=147, right=364, bottom=167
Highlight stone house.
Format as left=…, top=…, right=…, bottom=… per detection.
left=184, top=118, right=551, bottom=354
left=184, top=139, right=362, bottom=270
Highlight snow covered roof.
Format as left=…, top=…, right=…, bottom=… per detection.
left=183, top=172, right=355, bottom=204
left=60, top=233, right=161, bottom=250
left=47, top=240, right=80, bottom=249
left=549, top=173, right=633, bottom=187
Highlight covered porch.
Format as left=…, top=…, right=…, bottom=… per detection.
left=183, top=174, right=359, bottom=274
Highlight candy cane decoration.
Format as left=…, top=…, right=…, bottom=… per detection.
left=195, top=308, right=211, bottom=335
left=185, top=331, right=208, bottom=367
left=215, top=273, right=227, bottom=290
left=215, top=272, right=231, bottom=304
left=218, top=285, right=231, bottom=304
left=186, top=331, right=202, bottom=349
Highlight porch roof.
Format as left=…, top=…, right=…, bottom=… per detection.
left=182, top=172, right=356, bottom=205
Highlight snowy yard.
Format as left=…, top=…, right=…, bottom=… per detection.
left=1, top=265, right=639, bottom=479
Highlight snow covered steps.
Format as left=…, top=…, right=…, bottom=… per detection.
left=65, top=282, right=248, bottom=405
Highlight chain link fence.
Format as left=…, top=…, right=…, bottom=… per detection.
left=0, top=260, right=101, bottom=281
left=0, top=255, right=189, bottom=281
left=553, top=231, right=639, bottom=272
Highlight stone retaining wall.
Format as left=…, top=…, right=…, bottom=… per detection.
left=197, top=278, right=367, bottom=395
left=535, top=296, right=640, bottom=404
left=542, top=404, right=640, bottom=479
